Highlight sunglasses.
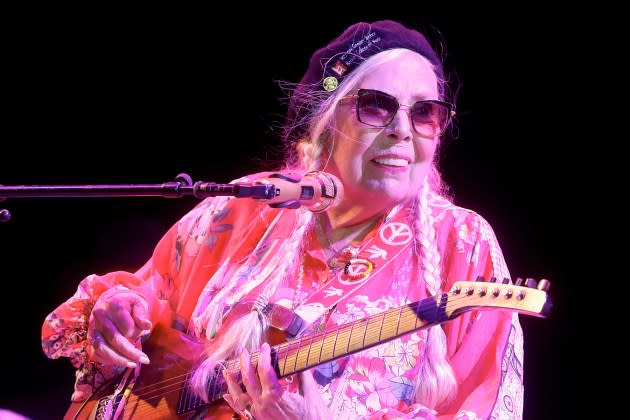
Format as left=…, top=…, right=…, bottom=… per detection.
left=347, top=89, right=455, bottom=137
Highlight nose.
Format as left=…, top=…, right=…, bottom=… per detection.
left=386, top=106, right=414, bottom=141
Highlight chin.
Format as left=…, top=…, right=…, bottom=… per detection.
left=365, top=182, right=411, bottom=205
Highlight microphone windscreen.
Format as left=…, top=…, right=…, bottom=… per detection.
left=305, top=171, right=344, bottom=212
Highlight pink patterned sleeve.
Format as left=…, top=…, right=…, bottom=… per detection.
left=40, top=195, right=241, bottom=401
left=41, top=271, right=157, bottom=362
left=437, top=209, right=524, bottom=420
left=40, top=222, right=179, bottom=401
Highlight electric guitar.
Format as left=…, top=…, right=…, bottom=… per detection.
left=65, top=278, right=552, bottom=419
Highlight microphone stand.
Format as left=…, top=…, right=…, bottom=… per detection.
left=0, top=173, right=276, bottom=223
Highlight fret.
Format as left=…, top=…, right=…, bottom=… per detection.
left=305, top=332, right=324, bottom=367
left=331, top=326, right=341, bottom=359
left=363, top=311, right=386, bottom=347
left=347, top=319, right=368, bottom=353
left=320, top=327, right=340, bottom=364
left=414, top=300, right=421, bottom=329
left=395, top=305, right=403, bottom=336
left=277, top=337, right=303, bottom=376
left=378, top=310, right=385, bottom=342
left=292, top=336, right=303, bottom=373
left=280, top=341, right=290, bottom=377
left=398, top=305, right=421, bottom=335
left=361, top=316, right=369, bottom=348
left=303, top=335, right=313, bottom=369
left=293, top=334, right=312, bottom=372
left=270, top=345, right=279, bottom=377
left=316, top=330, right=326, bottom=364
left=381, top=307, right=403, bottom=341
left=334, top=324, right=351, bottom=358
left=345, top=320, right=355, bottom=354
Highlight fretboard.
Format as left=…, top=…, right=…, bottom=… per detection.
left=177, top=294, right=446, bottom=413
left=271, top=294, right=446, bottom=377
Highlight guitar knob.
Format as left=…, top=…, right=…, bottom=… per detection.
left=525, top=278, right=537, bottom=288
left=536, top=278, right=551, bottom=291
left=502, top=277, right=511, bottom=284
left=489, top=276, right=497, bottom=283
left=476, top=275, right=486, bottom=282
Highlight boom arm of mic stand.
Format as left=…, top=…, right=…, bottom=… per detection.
left=0, top=173, right=277, bottom=223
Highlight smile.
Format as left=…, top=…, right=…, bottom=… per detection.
left=371, top=157, right=409, bottom=167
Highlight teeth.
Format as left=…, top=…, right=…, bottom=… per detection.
left=373, top=158, right=408, bottom=167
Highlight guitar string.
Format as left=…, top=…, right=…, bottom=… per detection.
left=111, top=287, right=537, bottom=414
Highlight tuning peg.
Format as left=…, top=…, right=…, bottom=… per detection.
left=502, top=277, right=511, bottom=284
left=476, top=275, right=486, bottom=282
left=514, top=277, right=523, bottom=286
left=525, top=278, right=537, bottom=288
left=536, top=279, right=551, bottom=291
left=489, top=276, right=497, bottom=283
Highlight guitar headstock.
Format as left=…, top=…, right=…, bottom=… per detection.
left=445, top=277, right=552, bottom=319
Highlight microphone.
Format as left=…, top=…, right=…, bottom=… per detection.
left=193, top=171, right=344, bottom=212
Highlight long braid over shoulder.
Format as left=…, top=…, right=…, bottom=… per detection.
left=413, top=178, right=457, bottom=409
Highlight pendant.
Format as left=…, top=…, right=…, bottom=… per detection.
left=342, top=258, right=375, bottom=281
left=327, top=245, right=359, bottom=269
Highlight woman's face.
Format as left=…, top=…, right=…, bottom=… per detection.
left=324, top=50, right=441, bottom=214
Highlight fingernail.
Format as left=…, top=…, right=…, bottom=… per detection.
left=126, top=361, right=137, bottom=369
left=140, top=355, right=150, bottom=364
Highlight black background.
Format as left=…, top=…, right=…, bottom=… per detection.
left=1, top=6, right=578, bottom=419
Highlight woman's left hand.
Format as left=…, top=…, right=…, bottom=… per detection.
left=223, top=342, right=329, bottom=420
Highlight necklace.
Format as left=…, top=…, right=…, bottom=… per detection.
left=292, top=205, right=401, bottom=311
left=292, top=221, right=362, bottom=311
left=314, top=214, right=381, bottom=270
left=292, top=261, right=304, bottom=310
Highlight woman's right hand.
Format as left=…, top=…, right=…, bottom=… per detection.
left=87, top=290, right=152, bottom=368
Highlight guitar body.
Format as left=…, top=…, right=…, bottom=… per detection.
left=64, top=325, right=236, bottom=420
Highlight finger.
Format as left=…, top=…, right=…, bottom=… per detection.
left=298, top=369, right=318, bottom=395
left=89, top=330, right=137, bottom=368
left=131, top=298, right=152, bottom=332
left=106, top=297, right=142, bottom=338
left=257, top=343, right=283, bottom=399
left=92, top=308, right=149, bottom=365
left=223, top=369, right=249, bottom=411
left=240, top=348, right=262, bottom=401
left=222, top=393, right=238, bottom=412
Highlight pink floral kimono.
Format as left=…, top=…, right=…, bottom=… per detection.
left=42, top=175, right=524, bottom=420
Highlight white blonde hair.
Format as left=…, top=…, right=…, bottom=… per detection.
left=192, top=48, right=457, bottom=410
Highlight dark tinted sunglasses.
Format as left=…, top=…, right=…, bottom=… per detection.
left=347, top=89, right=455, bottom=137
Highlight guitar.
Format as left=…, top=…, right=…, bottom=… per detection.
left=65, top=278, right=552, bottom=420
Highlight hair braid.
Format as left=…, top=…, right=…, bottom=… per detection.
left=191, top=208, right=313, bottom=400
left=413, top=178, right=457, bottom=410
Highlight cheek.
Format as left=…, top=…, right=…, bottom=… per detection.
left=415, top=137, right=439, bottom=161
left=331, top=126, right=374, bottom=168
left=408, top=139, right=438, bottom=186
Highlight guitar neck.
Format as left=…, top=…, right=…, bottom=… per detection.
left=198, top=280, right=551, bottom=408
left=197, top=296, right=445, bottom=407
left=271, top=296, right=446, bottom=377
